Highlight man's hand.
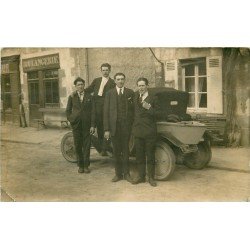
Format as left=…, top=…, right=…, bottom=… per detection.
left=104, top=131, right=111, bottom=140
left=90, top=127, right=95, bottom=135
left=142, top=101, right=151, bottom=110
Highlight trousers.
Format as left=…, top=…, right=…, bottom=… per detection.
left=111, top=121, right=130, bottom=177
left=72, top=127, right=91, bottom=168
left=134, top=136, right=156, bottom=178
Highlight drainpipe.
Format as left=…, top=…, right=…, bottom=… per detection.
left=149, top=48, right=165, bottom=87
left=85, top=48, right=89, bottom=85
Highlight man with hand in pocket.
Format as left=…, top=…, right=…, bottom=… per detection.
left=66, top=77, right=96, bottom=174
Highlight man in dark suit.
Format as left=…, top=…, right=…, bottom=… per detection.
left=103, top=73, right=134, bottom=182
left=132, top=77, right=160, bottom=187
left=85, top=63, right=116, bottom=156
left=66, top=77, right=96, bottom=174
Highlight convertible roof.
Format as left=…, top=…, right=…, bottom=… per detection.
left=149, top=87, right=187, bottom=95
left=149, top=87, right=189, bottom=117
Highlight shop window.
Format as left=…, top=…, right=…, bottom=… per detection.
left=181, top=58, right=207, bottom=110
left=27, top=71, right=39, bottom=105
left=43, top=69, right=59, bottom=108
left=1, top=74, right=12, bottom=111
left=27, top=69, right=59, bottom=108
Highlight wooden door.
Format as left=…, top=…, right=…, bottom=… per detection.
left=27, top=71, right=43, bottom=125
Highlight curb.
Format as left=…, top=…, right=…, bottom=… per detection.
left=209, top=165, right=250, bottom=174
left=1, top=139, right=41, bottom=145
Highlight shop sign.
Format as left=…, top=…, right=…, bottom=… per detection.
left=22, top=53, right=60, bottom=72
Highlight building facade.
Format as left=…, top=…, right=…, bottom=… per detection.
left=1, top=47, right=249, bottom=145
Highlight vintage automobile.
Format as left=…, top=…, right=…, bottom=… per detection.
left=61, top=87, right=212, bottom=180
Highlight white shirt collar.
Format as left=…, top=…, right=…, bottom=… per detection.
left=77, top=91, right=84, bottom=96
left=102, top=76, right=109, bottom=82
left=77, top=91, right=84, bottom=101
left=140, top=91, right=148, bottom=101
left=116, top=86, right=124, bottom=94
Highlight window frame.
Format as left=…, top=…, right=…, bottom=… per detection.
left=43, top=69, right=60, bottom=108
left=1, top=74, right=12, bottom=111
left=27, top=71, right=40, bottom=105
left=182, top=59, right=207, bottom=112
left=27, top=68, right=60, bottom=108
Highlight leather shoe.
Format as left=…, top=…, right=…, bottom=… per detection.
left=84, top=167, right=90, bottom=173
left=132, top=177, right=146, bottom=185
left=111, top=175, right=123, bottom=182
left=149, top=178, right=157, bottom=187
left=124, top=174, right=133, bottom=183
left=78, top=168, right=84, bottom=173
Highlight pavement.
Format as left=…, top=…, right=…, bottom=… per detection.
left=1, top=124, right=250, bottom=173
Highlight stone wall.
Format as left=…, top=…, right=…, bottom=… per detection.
left=87, top=48, right=156, bottom=90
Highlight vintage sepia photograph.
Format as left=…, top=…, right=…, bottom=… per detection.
left=1, top=47, right=249, bottom=201
left=1, top=1, right=249, bottom=250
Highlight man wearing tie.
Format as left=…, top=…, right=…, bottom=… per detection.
left=132, top=77, right=160, bottom=187
left=85, top=63, right=115, bottom=156
left=103, top=73, right=134, bottom=182
left=66, top=77, right=95, bottom=173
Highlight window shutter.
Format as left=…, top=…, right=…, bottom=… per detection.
left=164, top=60, right=178, bottom=89
left=177, top=62, right=183, bottom=90
left=206, top=56, right=223, bottom=114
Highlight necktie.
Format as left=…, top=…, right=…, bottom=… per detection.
left=139, top=94, right=142, bottom=104
left=119, top=88, right=122, bottom=96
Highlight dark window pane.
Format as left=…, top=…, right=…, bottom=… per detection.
left=43, top=69, right=59, bottom=106
left=30, top=81, right=39, bottom=104
left=198, top=94, right=207, bottom=108
left=198, top=62, right=206, bottom=76
left=198, top=77, right=207, bottom=92
left=44, top=69, right=59, bottom=78
left=27, top=71, right=38, bottom=79
left=188, top=94, right=195, bottom=108
left=185, top=64, right=195, bottom=76
left=52, top=80, right=59, bottom=103
left=52, top=70, right=58, bottom=77
left=4, top=93, right=12, bottom=110
left=44, top=79, right=59, bottom=105
left=44, top=70, right=53, bottom=78
left=5, top=82, right=11, bottom=92
left=1, top=74, right=12, bottom=110
left=2, top=75, right=11, bottom=92
left=45, top=81, right=52, bottom=103
left=185, top=78, right=195, bottom=92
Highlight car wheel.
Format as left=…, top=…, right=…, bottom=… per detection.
left=184, top=141, right=212, bottom=169
left=61, top=132, right=77, bottom=163
left=154, top=141, right=176, bottom=180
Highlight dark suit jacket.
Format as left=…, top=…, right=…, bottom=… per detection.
left=85, top=77, right=116, bottom=98
left=85, top=77, right=115, bottom=117
left=132, top=90, right=161, bottom=138
left=103, top=87, right=134, bottom=136
left=66, top=91, right=95, bottom=131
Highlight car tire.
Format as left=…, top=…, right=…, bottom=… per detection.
left=184, top=141, right=212, bottom=169
left=154, top=141, right=176, bottom=180
left=61, top=131, right=77, bottom=163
